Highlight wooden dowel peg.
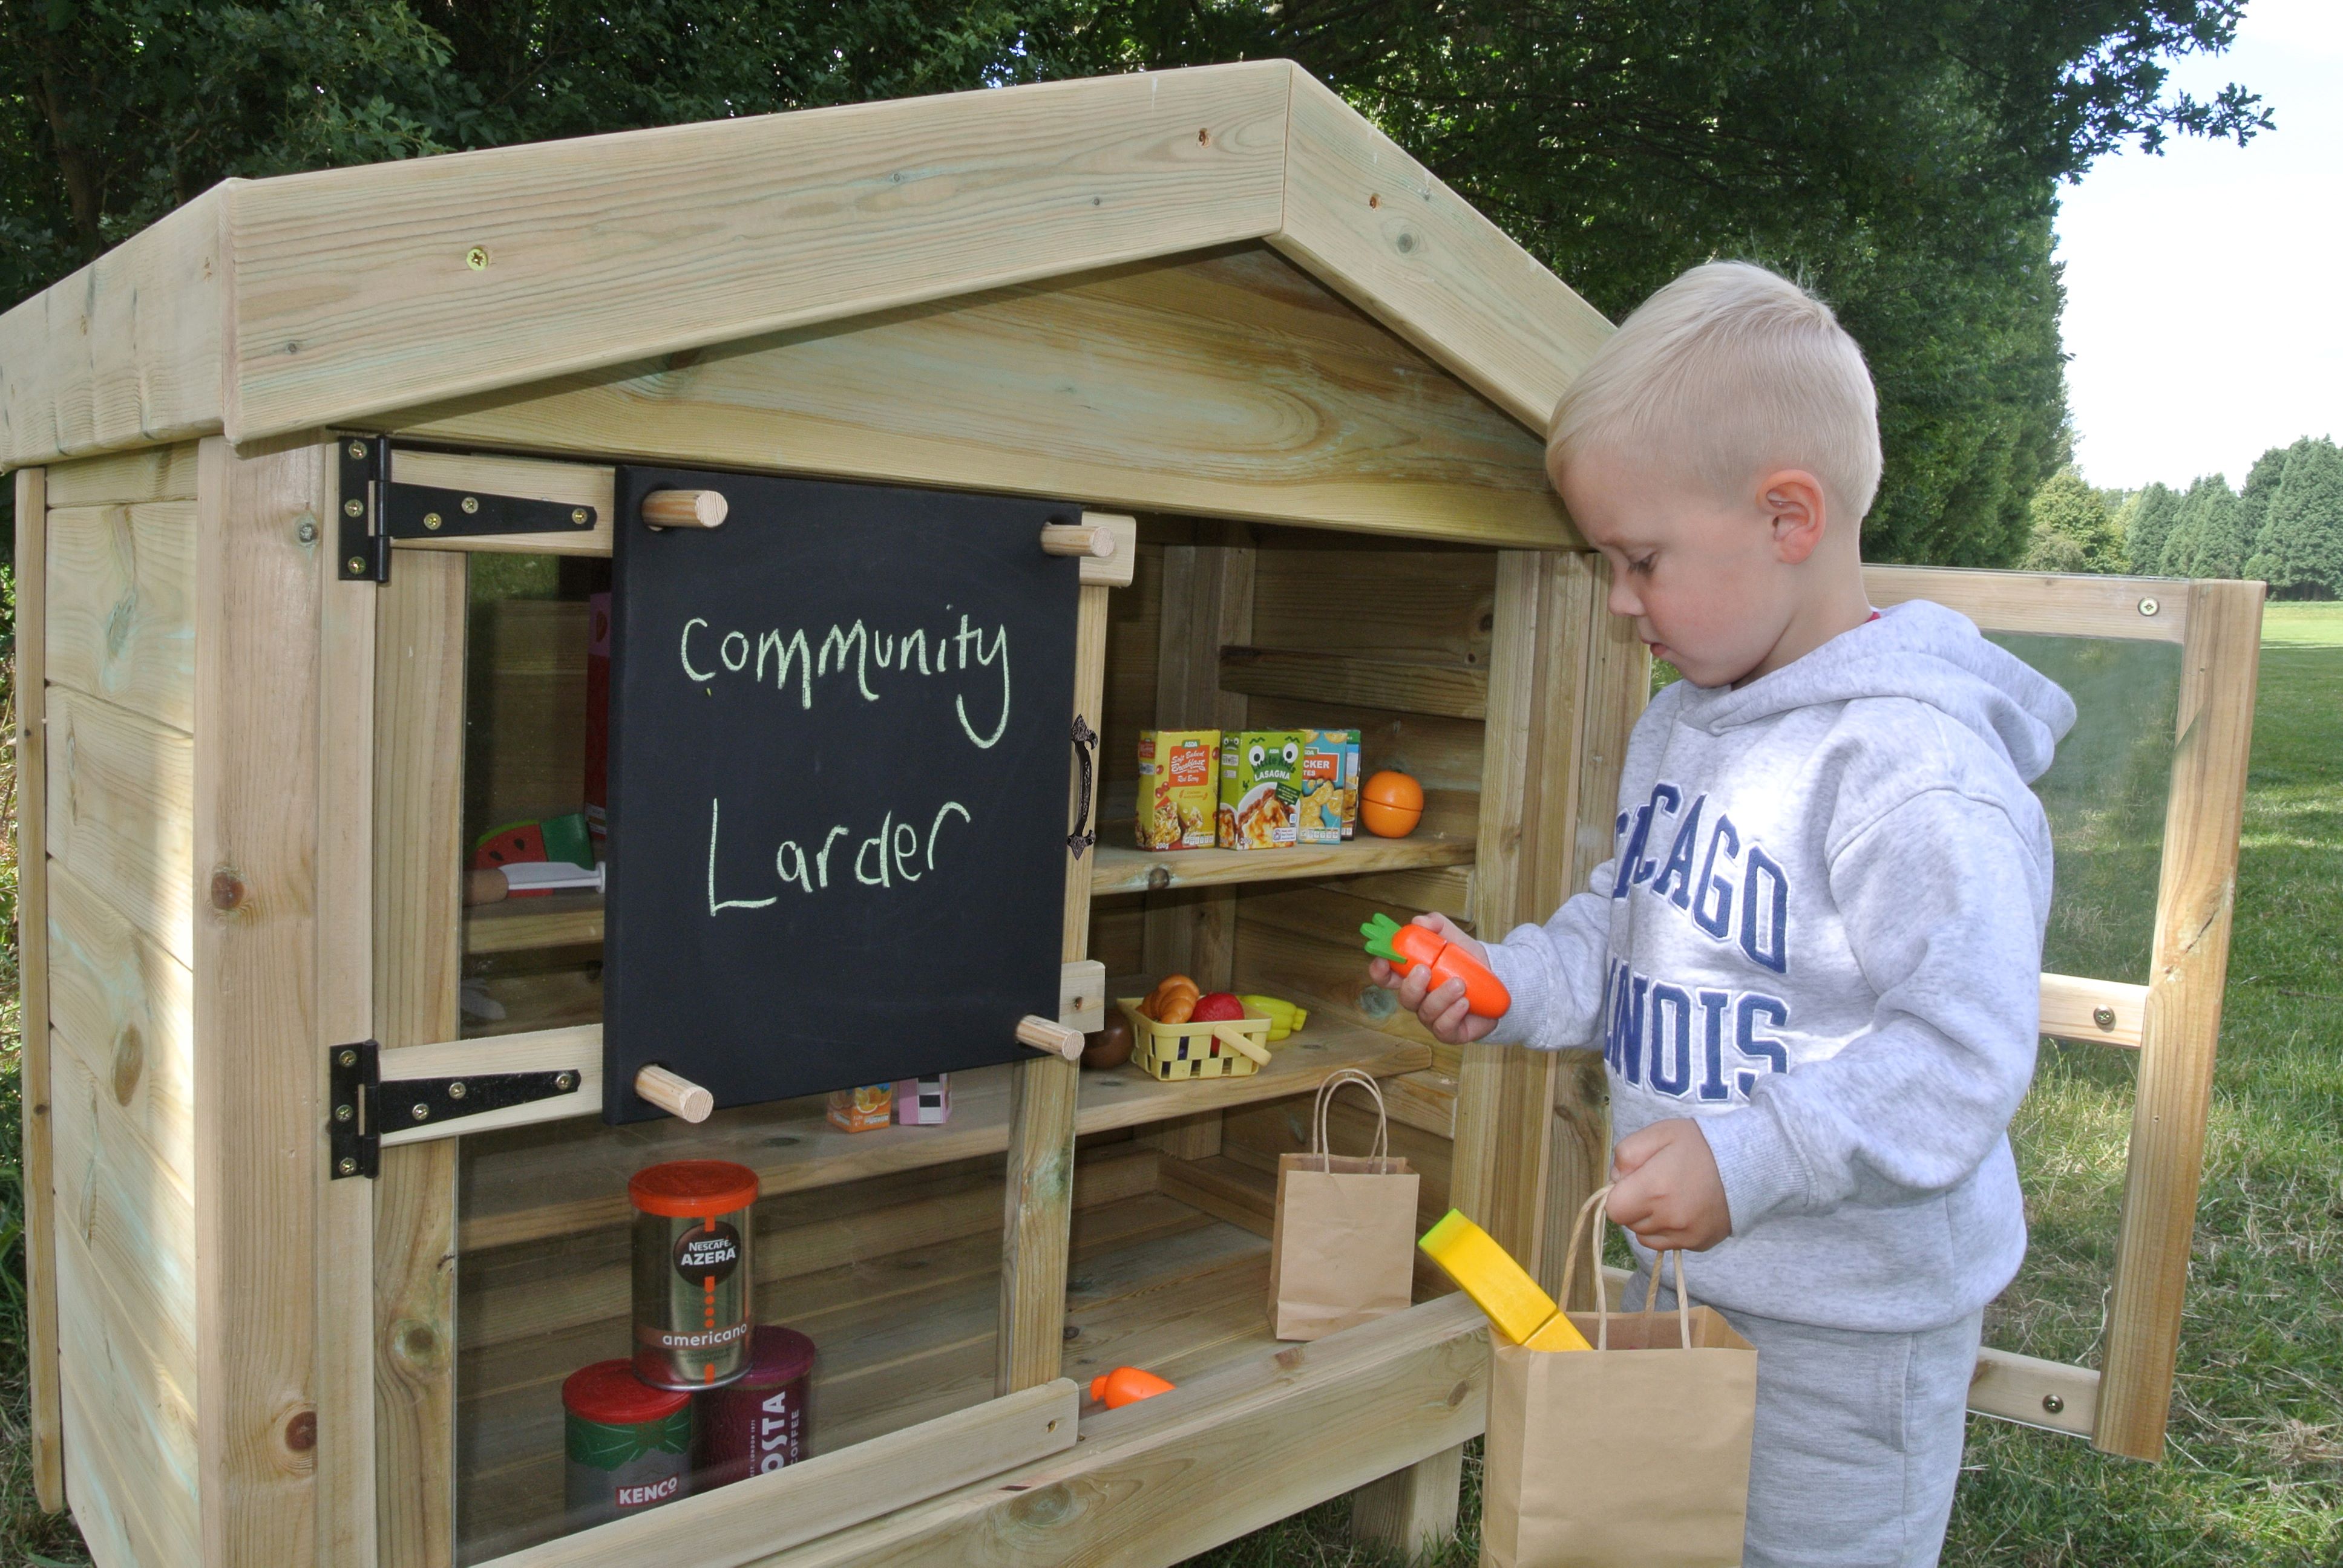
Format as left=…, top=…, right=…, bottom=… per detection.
left=643, top=489, right=729, bottom=530
left=1039, top=523, right=1114, bottom=560
left=635, top=1064, right=715, bottom=1122
left=464, top=867, right=509, bottom=906
left=1016, top=1015, right=1086, bottom=1062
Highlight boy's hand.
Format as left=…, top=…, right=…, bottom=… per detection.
left=1608, top=1120, right=1732, bottom=1252
left=1367, top=913, right=1498, bottom=1046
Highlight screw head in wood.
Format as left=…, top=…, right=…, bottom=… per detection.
left=423, top=512, right=442, bottom=531
left=296, top=518, right=318, bottom=544
left=2094, top=1005, right=2117, bottom=1029
left=344, top=498, right=364, bottom=516
left=466, top=245, right=490, bottom=270
left=460, top=495, right=479, bottom=514
left=347, top=557, right=367, bottom=575
left=337, top=1157, right=357, bottom=1177
left=347, top=440, right=366, bottom=459
left=2139, top=597, right=2160, bottom=616
left=410, top=1103, right=430, bottom=1122
left=334, top=1103, right=353, bottom=1123
left=2042, top=1393, right=2064, bottom=1414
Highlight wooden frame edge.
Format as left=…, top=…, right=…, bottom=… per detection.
left=1864, top=563, right=2193, bottom=644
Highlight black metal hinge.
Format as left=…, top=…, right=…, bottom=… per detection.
left=328, top=1039, right=583, bottom=1179
left=336, top=436, right=599, bottom=584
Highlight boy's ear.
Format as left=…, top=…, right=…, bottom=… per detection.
left=1757, top=469, right=1828, bottom=564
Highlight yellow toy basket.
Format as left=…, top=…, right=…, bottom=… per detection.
left=1116, top=998, right=1275, bottom=1081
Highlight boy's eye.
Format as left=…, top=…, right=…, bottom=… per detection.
left=1628, top=554, right=1657, bottom=575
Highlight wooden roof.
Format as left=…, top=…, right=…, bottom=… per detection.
left=0, top=62, right=1610, bottom=471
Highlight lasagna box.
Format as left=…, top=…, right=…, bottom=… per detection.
left=1217, top=731, right=1303, bottom=851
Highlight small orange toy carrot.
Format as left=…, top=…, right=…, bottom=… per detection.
left=1362, top=913, right=1512, bottom=1018
left=1089, top=1367, right=1176, bottom=1408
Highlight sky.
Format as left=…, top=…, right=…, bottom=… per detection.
left=2055, top=0, right=2343, bottom=492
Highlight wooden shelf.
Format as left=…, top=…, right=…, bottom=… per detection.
left=463, top=890, right=603, bottom=955
left=1090, top=831, right=1473, bottom=897
left=457, top=1019, right=1432, bottom=1253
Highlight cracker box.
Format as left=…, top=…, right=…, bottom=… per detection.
left=1217, top=731, right=1304, bottom=851
left=1138, top=730, right=1220, bottom=850
left=1299, top=729, right=1361, bottom=844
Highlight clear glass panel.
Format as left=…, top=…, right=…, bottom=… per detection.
left=459, top=554, right=609, bottom=1039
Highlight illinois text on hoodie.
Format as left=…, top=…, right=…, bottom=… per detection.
left=1483, top=600, right=2077, bottom=1331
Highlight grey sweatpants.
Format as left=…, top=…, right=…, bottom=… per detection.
left=1633, top=1272, right=1983, bottom=1568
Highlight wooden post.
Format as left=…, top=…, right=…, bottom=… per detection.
left=1544, top=557, right=1647, bottom=1306
left=2094, top=579, right=2264, bottom=1459
left=1349, top=1442, right=1465, bottom=1564
left=193, top=436, right=332, bottom=1567
left=372, top=547, right=468, bottom=1567
left=996, top=581, right=1109, bottom=1394
left=12, top=465, right=64, bottom=1512
left=316, top=454, right=381, bottom=1568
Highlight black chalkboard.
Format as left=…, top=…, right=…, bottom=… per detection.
left=602, top=467, right=1081, bottom=1122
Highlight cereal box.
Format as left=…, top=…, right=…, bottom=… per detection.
left=1138, top=730, right=1219, bottom=850
left=1299, top=729, right=1361, bottom=844
left=1217, top=731, right=1304, bottom=851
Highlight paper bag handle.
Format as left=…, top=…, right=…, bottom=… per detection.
left=1555, top=1185, right=1694, bottom=1352
left=1308, top=1068, right=1393, bottom=1172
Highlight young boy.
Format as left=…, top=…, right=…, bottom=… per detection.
left=1374, top=261, right=2075, bottom=1568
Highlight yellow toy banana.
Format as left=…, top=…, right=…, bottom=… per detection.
left=1237, top=995, right=1308, bottom=1042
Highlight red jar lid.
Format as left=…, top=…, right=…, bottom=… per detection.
left=629, top=1159, right=759, bottom=1218
left=563, top=1360, right=690, bottom=1423
left=736, top=1325, right=817, bottom=1387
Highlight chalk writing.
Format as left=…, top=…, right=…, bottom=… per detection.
left=676, top=610, right=1010, bottom=749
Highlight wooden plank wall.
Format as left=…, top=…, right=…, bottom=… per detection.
left=34, top=442, right=206, bottom=1567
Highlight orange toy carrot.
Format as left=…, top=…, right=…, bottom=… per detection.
left=1362, top=913, right=1512, bottom=1018
left=1089, top=1367, right=1176, bottom=1408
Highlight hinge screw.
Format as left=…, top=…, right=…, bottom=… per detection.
left=423, top=512, right=443, bottom=531
left=2042, top=1393, right=2064, bottom=1414
left=460, top=495, right=480, bottom=514
left=344, top=498, right=364, bottom=517
left=2138, top=597, right=2159, bottom=616
left=2093, top=1005, right=2117, bottom=1030
left=347, top=440, right=366, bottom=459
left=571, top=508, right=588, bottom=525
left=296, top=518, right=318, bottom=544
left=555, top=1072, right=578, bottom=1091
left=410, top=1103, right=430, bottom=1122
left=347, top=558, right=367, bottom=575
left=337, top=1157, right=357, bottom=1177
left=338, top=1049, right=358, bottom=1068
left=447, top=1081, right=467, bottom=1100
left=333, top=1103, right=353, bottom=1123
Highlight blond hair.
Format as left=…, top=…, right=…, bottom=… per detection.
left=1548, top=261, right=1882, bottom=524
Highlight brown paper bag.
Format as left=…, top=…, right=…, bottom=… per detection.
left=1266, top=1068, right=1420, bottom=1340
left=1483, top=1186, right=1758, bottom=1568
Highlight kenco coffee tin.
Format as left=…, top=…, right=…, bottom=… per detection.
left=695, top=1325, right=818, bottom=1490
left=628, top=1160, right=759, bottom=1388
left=562, top=1361, right=693, bottom=1526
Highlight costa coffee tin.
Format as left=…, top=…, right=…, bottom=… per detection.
left=562, top=1361, right=692, bottom=1526
left=695, top=1325, right=818, bottom=1489
left=629, top=1160, right=759, bottom=1388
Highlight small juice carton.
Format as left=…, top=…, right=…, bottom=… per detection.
left=1217, top=731, right=1304, bottom=850
left=893, top=1076, right=951, bottom=1125
left=825, top=1084, right=894, bottom=1133
left=1137, top=730, right=1219, bottom=850
left=1299, top=729, right=1360, bottom=845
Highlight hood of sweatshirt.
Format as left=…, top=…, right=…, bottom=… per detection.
left=1671, top=599, right=2077, bottom=783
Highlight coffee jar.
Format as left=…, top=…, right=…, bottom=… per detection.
left=628, top=1160, right=759, bottom=1388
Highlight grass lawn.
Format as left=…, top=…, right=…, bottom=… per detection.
left=0, top=599, right=2335, bottom=1566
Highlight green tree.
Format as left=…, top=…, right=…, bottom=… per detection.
left=0, top=2, right=2269, bottom=570
left=2232, top=443, right=2290, bottom=559
left=2160, top=473, right=2246, bottom=578
left=2121, top=482, right=2183, bottom=573
left=2246, top=437, right=2343, bottom=599
left=2023, top=467, right=2125, bottom=573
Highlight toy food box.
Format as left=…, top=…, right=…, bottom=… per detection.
left=1138, top=730, right=1219, bottom=850
left=1299, top=728, right=1360, bottom=844
left=1218, top=731, right=1303, bottom=851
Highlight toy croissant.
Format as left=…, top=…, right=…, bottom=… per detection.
left=1362, top=912, right=1512, bottom=1018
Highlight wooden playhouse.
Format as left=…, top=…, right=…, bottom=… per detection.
left=1, top=60, right=2258, bottom=1568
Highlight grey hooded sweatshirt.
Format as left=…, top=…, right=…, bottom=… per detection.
left=1483, top=599, right=2076, bottom=1331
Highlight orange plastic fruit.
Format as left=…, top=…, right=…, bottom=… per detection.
left=1089, top=1367, right=1176, bottom=1408
left=1360, top=770, right=1425, bottom=838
